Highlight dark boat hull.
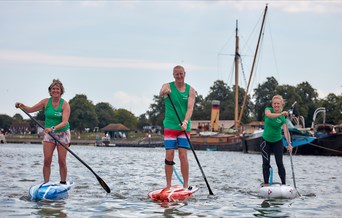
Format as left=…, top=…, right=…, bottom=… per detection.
left=295, top=134, right=342, bottom=156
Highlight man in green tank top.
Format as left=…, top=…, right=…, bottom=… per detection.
left=159, top=65, right=196, bottom=190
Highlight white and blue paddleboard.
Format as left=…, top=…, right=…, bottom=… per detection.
left=258, top=183, right=297, bottom=199
left=29, top=181, right=74, bottom=201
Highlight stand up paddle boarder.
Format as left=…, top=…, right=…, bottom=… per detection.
left=159, top=65, right=196, bottom=191
left=15, top=79, right=71, bottom=185
left=260, top=95, right=293, bottom=186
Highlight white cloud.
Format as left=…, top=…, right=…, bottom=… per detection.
left=111, top=91, right=152, bottom=116
left=0, top=49, right=206, bottom=72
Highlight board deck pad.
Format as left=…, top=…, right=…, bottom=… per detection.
left=29, top=181, right=74, bottom=201
left=148, top=184, right=199, bottom=202
left=258, top=183, right=297, bottom=199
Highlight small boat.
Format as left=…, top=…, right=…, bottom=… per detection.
left=29, top=181, right=74, bottom=201
left=291, top=108, right=342, bottom=156
left=148, top=184, right=199, bottom=202
left=258, top=183, right=297, bottom=199
left=101, top=136, right=111, bottom=146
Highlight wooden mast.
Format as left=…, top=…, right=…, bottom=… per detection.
left=237, top=5, right=268, bottom=128
left=234, top=19, right=240, bottom=129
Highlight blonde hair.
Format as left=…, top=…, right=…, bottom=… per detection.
left=48, top=79, right=65, bottom=95
left=173, top=65, right=186, bottom=75
left=272, top=95, right=285, bottom=105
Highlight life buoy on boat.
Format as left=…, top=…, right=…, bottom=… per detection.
left=258, top=183, right=297, bottom=199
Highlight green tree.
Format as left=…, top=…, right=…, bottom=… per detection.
left=36, top=110, right=45, bottom=121
left=205, top=80, right=232, bottom=120
left=114, top=108, right=138, bottom=130
left=295, top=82, right=319, bottom=126
left=276, top=84, right=301, bottom=110
left=253, top=76, right=279, bottom=121
left=13, top=113, right=24, bottom=121
left=95, top=102, right=116, bottom=128
left=233, top=85, right=254, bottom=125
left=0, top=114, right=14, bottom=132
left=317, top=93, right=342, bottom=125
left=69, top=94, right=98, bottom=131
left=146, top=95, right=165, bottom=127
left=137, top=113, right=150, bottom=130
left=192, top=94, right=209, bottom=120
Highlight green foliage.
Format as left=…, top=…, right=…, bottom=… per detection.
left=13, top=113, right=24, bottom=121
left=137, top=113, right=150, bottom=130
left=0, top=114, right=13, bottom=131
left=114, top=108, right=138, bottom=130
left=69, top=94, right=99, bottom=131
left=3, top=79, right=341, bottom=133
left=253, top=76, right=279, bottom=121
left=95, top=102, right=116, bottom=128
left=146, top=95, right=165, bottom=126
left=317, top=93, right=342, bottom=125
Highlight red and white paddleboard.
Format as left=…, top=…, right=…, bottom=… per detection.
left=148, top=184, right=199, bottom=202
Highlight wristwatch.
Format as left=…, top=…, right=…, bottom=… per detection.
left=51, top=126, right=55, bottom=132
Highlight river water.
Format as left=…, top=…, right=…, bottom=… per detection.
left=0, top=143, right=341, bottom=217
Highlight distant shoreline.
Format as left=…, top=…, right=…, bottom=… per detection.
left=4, top=136, right=164, bottom=148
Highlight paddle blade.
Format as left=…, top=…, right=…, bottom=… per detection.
left=96, top=176, right=111, bottom=193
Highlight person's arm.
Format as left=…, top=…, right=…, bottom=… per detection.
left=15, top=99, right=48, bottom=113
left=159, top=83, right=171, bottom=98
left=181, top=87, right=196, bottom=131
left=283, top=123, right=293, bottom=153
left=265, top=108, right=288, bottom=119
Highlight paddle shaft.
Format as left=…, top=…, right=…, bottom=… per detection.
left=167, top=94, right=214, bottom=195
left=19, top=107, right=111, bottom=193
left=286, top=126, right=300, bottom=196
left=289, top=153, right=297, bottom=189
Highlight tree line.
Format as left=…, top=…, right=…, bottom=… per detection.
left=1, top=77, right=341, bottom=133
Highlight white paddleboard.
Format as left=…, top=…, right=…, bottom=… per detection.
left=258, top=183, right=297, bottom=199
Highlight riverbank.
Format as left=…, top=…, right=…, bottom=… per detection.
left=4, top=135, right=164, bottom=147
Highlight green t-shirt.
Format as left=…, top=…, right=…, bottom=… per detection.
left=262, top=107, right=286, bottom=142
left=44, top=98, right=70, bottom=132
left=163, top=82, right=191, bottom=131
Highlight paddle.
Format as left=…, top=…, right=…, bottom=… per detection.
left=167, top=94, right=214, bottom=195
left=286, top=126, right=300, bottom=197
left=19, top=107, right=111, bottom=193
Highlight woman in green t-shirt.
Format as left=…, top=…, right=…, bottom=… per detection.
left=261, top=95, right=293, bottom=186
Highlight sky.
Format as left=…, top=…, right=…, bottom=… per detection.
left=1, top=1, right=341, bottom=119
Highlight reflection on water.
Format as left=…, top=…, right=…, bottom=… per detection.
left=0, top=144, right=341, bottom=217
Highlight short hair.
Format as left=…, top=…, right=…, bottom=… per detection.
left=272, top=95, right=285, bottom=105
left=48, top=79, right=65, bottom=95
left=173, top=65, right=185, bottom=72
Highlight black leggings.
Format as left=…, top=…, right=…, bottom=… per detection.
left=260, top=139, right=286, bottom=184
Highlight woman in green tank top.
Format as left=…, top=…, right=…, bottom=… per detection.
left=15, top=79, right=71, bottom=184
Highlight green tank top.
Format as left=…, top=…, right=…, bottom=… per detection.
left=262, top=107, right=286, bottom=142
left=163, top=82, right=191, bottom=131
left=45, top=98, right=70, bottom=132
